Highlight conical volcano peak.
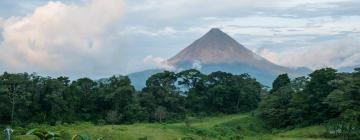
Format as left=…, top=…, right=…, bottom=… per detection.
left=168, top=28, right=256, bottom=65
left=129, top=28, right=310, bottom=89
left=208, top=28, right=223, bottom=34
left=201, top=28, right=232, bottom=43
left=166, top=28, right=301, bottom=75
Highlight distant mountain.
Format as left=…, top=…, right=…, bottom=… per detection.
left=129, top=28, right=310, bottom=90
left=168, top=28, right=304, bottom=75
left=128, top=69, right=162, bottom=89
left=338, top=65, right=360, bottom=72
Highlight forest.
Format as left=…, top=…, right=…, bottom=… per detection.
left=0, top=68, right=359, bottom=139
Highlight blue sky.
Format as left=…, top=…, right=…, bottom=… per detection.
left=0, top=0, right=359, bottom=78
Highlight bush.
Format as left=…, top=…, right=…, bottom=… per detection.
left=97, top=119, right=106, bottom=126
left=325, top=119, right=360, bottom=139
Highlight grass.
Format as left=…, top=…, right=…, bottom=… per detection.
left=8, top=113, right=339, bottom=140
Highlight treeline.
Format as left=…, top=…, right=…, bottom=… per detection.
left=1, top=68, right=359, bottom=138
left=0, top=69, right=262, bottom=126
left=258, top=68, right=360, bottom=138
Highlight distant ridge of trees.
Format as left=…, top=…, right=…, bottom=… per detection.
left=0, top=68, right=359, bottom=139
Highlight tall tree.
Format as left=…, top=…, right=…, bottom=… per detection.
left=0, top=73, right=30, bottom=126
left=271, top=74, right=290, bottom=93
left=142, top=71, right=185, bottom=121
left=258, top=74, right=294, bottom=128
left=302, top=68, right=337, bottom=124
left=177, top=69, right=204, bottom=91
left=70, top=78, right=98, bottom=120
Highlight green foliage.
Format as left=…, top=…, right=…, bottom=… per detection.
left=178, top=136, right=195, bottom=140
left=12, top=113, right=336, bottom=140
left=184, top=117, right=196, bottom=128
left=1, top=67, right=359, bottom=139
left=0, top=69, right=264, bottom=126
left=26, top=128, right=61, bottom=140
left=323, top=69, right=360, bottom=139
left=258, top=67, right=360, bottom=139
left=71, top=132, right=97, bottom=140
left=183, top=71, right=262, bottom=114
left=270, top=74, right=290, bottom=93
left=258, top=85, right=294, bottom=128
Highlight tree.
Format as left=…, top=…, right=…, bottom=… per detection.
left=145, top=71, right=177, bottom=92
left=178, top=70, right=208, bottom=113
left=206, top=71, right=233, bottom=113
left=271, top=74, right=290, bottom=93
left=104, top=76, right=136, bottom=123
left=290, top=76, right=308, bottom=93
left=258, top=85, right=294, bottom=128
left=154, top=106, right=167, bottom=123
left=137, top=92, right=156, bottom=121
left=324, top=69, right=360, bottom=139
left=231, top=74, right=262, bottom=112
left=0, top=73, right=30, bottom=126
left=70, top=78, right=98, bottom=120
left=142, top=71, right=185, bottom=121
left=123, top=103, right=147, bottom=123
left=42, top=77, right=69, bottom=123
left=177, top=69, right=204, bottom=92
left=301, top=68, right=337, bottom=124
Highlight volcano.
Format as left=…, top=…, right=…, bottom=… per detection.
left=168, top=28, right=296, bottom=74
left=129, top=28, right=310, bottom=89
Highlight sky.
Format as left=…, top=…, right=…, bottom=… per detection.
left=0, top=0, right=359, bottom=79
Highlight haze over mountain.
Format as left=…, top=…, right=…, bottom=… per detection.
left=129, top=28, right=310, bottom=89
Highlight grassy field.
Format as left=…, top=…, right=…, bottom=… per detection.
left=9, top=113, right=338, bottom=140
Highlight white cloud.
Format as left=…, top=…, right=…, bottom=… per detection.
left=256, top=38, right=360, bottom=69
left=119, top=26, right=177, bottom=37
left=1, top=0, right=359, bottom=77
left=127, top=0, right=353, bottom=19
left=192, top=60, right=202, bottom=70
left=0, top=0, right=124, bottom=75
left=197, top=16, right=360, bottom=38
left=0, top=17, right=3, bottom=28
left=143, top=55, right=175, bottom=70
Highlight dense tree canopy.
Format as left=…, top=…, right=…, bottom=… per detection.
left=258, top=68, right=360, bottom=139
left=0, top=70, right=263, bottom=125
left=0, top=67, right=359, bottom=139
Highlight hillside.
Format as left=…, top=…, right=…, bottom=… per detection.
left=13, top=113, right=336, bottom=140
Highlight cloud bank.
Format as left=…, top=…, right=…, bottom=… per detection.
left=0, top=0, right=124, bottom=77
left=256, top=39, right=360, bottom=69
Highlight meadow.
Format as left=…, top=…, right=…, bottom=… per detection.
left=10, top=113, right=337, bottom=140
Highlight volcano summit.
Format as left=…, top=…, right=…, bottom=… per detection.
left=129, top=28, right=309, bottom=89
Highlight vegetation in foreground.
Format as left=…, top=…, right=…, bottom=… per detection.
left=6, top=113, right=338, bottom=140
left=0, top=67, right=360, bottom=139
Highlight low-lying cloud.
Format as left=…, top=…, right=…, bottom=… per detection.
left=256, top=38, right=360, bottom=69
left=143, top=55, right=175, bottom=71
